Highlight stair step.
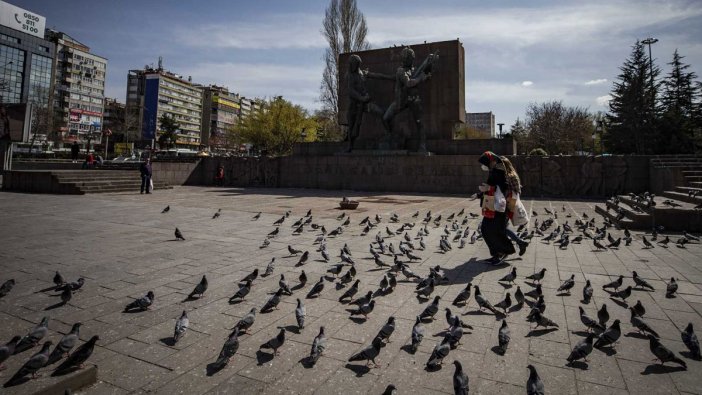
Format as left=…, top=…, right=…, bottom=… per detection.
left=685, top=176, right=702, bottom=182
left=662, top=191, right=702, bottom=205
left=594, top=205, right=638, bottom=229
left=605, top=199, right=651, bottom=222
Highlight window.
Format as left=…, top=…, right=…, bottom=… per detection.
left=0, top=34, right=20, bottom=44
left=38, top=45, right=50, bottom=53
left=0, top=44, right=25, bottom=103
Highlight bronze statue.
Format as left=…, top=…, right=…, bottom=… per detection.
left=345, top=55, right=391, bottom=152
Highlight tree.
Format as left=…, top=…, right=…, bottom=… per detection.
left=659, top=49, right=702, bottom=153
left=158, top=113, right=180, bottom=151
left=28, top=85, right=51, bottom=153
left=314, top=108, right=344, bottom=142
left=509, top=118, right=531, bottom=153
left=229, top=96, right=317, bottom=157
left=320, top=0, right=370, bottom=140
left=606, top=41, right=660, bottom=154
left=523, top=101, right=594, bottom=155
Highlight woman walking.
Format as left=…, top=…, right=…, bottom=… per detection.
left=502, top=157, right=529, bottom=256
left=478, top=151, right=515, bottom=265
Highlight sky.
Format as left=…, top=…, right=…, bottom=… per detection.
left=12, top=0, right=702, bottom=130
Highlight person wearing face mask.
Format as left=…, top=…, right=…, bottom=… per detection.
left=477, top=151, right=515, bottom=265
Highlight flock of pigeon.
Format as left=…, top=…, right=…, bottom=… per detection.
left=0, top=201, right=701, bottom=394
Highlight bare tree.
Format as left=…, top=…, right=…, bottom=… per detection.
left=320, top=0, right=370, bottom=139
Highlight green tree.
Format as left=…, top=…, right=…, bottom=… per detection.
left=523, top=101, right=593, bottom=155
left=659, top=49, right=702, bottom=153
left=606, top=41, right=660, bottom=154
left=509, top=118, right=531, bottom=153
left=158, top=113, right=180, bottom=151
left=230, top=96, right=318, bottom=156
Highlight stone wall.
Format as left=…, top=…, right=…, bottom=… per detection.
left=293, top=139, right=516, bottom=156
left=152, top=160, right=201, bottom=186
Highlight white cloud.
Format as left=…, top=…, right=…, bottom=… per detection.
left=585, top=78, right=608, bottom=85
left=521, top=81, right=534, bottom=87
left=596, top=94, right=612, bottom=107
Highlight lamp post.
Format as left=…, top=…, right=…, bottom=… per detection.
left=497, top=123, right=504, bottom=139
left=641, top=38, right=658, bottom=89
left=596, top=120, right=604, bottom=154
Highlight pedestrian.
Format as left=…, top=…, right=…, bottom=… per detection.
left=140, top=157, right=152, bottom=194
left=86, top=152, right=95, bottom=168
left=214, top=165, right=225, bottom=186
left=478, top=151, right=515, bottom=265
left=71, top=141, right=80, bottom=163
left=502, top=157, right=529, bottom=256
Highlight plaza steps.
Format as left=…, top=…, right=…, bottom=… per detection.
left=51, top=170, right=172, bottom=194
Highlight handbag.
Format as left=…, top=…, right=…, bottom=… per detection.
left=511, top=194, right=530, bottom=226
left=494, top=186, right=507, bottom=213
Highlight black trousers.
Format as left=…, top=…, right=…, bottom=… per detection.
left=480, top=212, right=515, bottom=257
left=141, top=175, right=151, bottom=193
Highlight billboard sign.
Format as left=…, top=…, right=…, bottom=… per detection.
left=0, top=102, right=31, bottom=142
left=0, top=1, right=46, bottom=39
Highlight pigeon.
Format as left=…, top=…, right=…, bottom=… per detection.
left=582, top=280, right=593, bottom=304
left=494, top=293, right=512, bottom=315
left=273, top=216, right=285, bottom=225
left=415, top=279, right=435, bottom=299
left=260, top=239, right=270, bottom=249
left=124, top=291, right=154, bottom=312
left=453, top=360, right=470, bottom=395
left=262, top=288, right=283, bottom=312
left=524, top=284, right=543, bottom=300
left=526, top=364, right=545, bottom=395
left=597, top=304, right=609, bottom=327
left=474, top=286, right=500, bottom=315
left=593, top=239, right=607, bottom=250
left=632, top=300, right=646, bottom=317
left=175, top=227, right=185, bottom=240
left=0, top=279, right=15, bottom=297
left=376, top=317, right=396, bottom=343
left=54, top=271, right=65, bottom=287
left=410, top=316, right=425, bottom=353
left=339, top=266, right=355, bottom=285
left=557, top=274, right=575, bottom=294
left=0, top=336, right=21, bottom=370
left=60, top=287, right=72, bottom=305
left=45, top=323, right=81, bottom=366
left=4, top=341, right=52, bottom=387
left=350, top=300, right=376, bottom=319
left=632, top=271, right=655, bottom=291
left=642, top=236, right=654, bottom=249
left=294, top=251, right=309, bottom=266
left=499, top=267, right=517, bottom=284
left=234, top=308, right=257, bottom=334
left=51, top=335, right=98, bottom=377
left=327, top=264, right=344, bottom=278
left=419, top=296, right=441, bottom=321
left=526, top=268, right=546, bottom=284
left=288, top=245, right=302, bottom=255
left=426, top=337, right=451, bottom=369
left=173, top=311, right=189, bottom=344
left=264, top=259, right=276, bottom=277
left=629, top=308, right=659, bottom=337
left=58, top=278, right=85, bottom=292
left=320, top=249, right=330, bottom=263
left=188, top=275, right=208, bottom=299
left=212, top=329, right=240, bottom=369
left=212, top=209, right=221, bottom=219
left=308, top=326, right=326, bottom=365
left=610, top=286, right=632, bottom=302
left=162, top=205, right=170, bottom=213
left=279, top=275, right=293, bottom=296
left=15, top=317, right=50, bottom=354
left=681, top=323, right=701, bottom=360
left=252, top=212, right=261, bottom=220
left=579, top=306, right=605, bottom=333
left=497, top=319, right=511, bottom=355
left=241, top=269, right=259, bottom=284
left=567, top=334, right=594, bottom=364
left=350, top=291, right=373, bottom=306
left=666, top=277, right=678, bottom=298
left=514, top=286, right=525, bottom=306
left=648, top=334, right=687, bottom=369
left=339, top=280, right=360, bottom=303
left=348, top=337, right=383, bottom=368
left=295, top=299, right=305, bottom=330
left=602, top=275, right=624, bottom=291
left=229, top=280, right=252, bottom=303
left=452, top=283, right=472, bottom=306
left=307, top=277, right=325, bottom=298
left=594, top=319, right=621, bottom=349
left=530, top=311, right=559, bottom=330
left=260, top=328, right=286, bottom=356
left=299, top=271, right=307, bottom=287
left=267, top=228, right=279, bottom=238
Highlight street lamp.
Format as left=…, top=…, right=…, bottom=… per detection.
left=497, top=123, right=504, bottom=139
left=641, top=38, right=658, bottom=87
left=596, top=120, right=604, bottom=154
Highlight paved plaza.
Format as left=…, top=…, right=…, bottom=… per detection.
left=0, top=186, right=701, bottom=394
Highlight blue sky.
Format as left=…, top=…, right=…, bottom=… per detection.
left=13, top=0, right=702, bottom=130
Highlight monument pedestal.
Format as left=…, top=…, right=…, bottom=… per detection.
left=335, top=150, right=433, bottom=157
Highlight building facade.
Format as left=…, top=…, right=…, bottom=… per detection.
left=201, top=85, right=240, bottom=149
left=127, top=65, right=203, bottom=151
left=46, top=30, right=107, bottom=148
left=465, top=111, right=495, bottom=138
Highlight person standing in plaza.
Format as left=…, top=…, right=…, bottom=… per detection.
left=71, top=141, right=80, bottom=163
left=140, top=157, right=152, bottom=194
left=478, top=151, right=515, bottom=265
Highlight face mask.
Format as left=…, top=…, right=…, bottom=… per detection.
left=481, top=165, right=489, bottom=171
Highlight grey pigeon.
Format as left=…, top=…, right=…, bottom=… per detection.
left=188, top=275, right=208, bottom=299
left=279, top=275, right=293, bottom=295
left=262, top=288, right=283, bottom=312
left=309, top=326, right=326, bottom=365
left=0, top=336, right=21, bottom=370
left=260, top=328, right=286, bottom=356
left=530, top=311, right=559, bottom=330
left=632, top=271, right=655, bottom=291
left=339, top=280, right=360, bottom=302
left=351, top=291, right=373, bottom=306
left=295, top=299, right=305, bottom=330
left=124, top=291, right=154, bottom=312
left=582, top=280, right=593, bottom=304
left=382, top=384, right=397, bottom=395
left=54, top=271, right=65, bottom=287
left=648, top=334, right=686, bottom=369
left=348, top=337, right=383, bottom=367
left=175, top=227, right=185, bottom=240
left=526, top=268, right=546, bottom=284
left=252, top=212, right=261, bottom=220
left=602, top=275, right=623, bottom=291
left=297, top=251, right=309, bottom=266
left=350, top=300, right=376, bottom=319
left=682, top=323, right=701, bottom=360
left=514, top=286, right=525, bottom=306
left=474, top=286, right=500, bottom=315
left=59, top=278, right=85, bottom=292
left=632, top=300, right=645, bottom=317
left=452, top=283, right=472, bottom=306
left=234, top=308, right=257, bottom=334
left=498, top=319, right=511, bottom=354
left=666, top=277, right=678, bottom=298
left=229, top=280, right=252, bottom=303
left=453, top=360, right=469, bottom=395
left=415, top=278, right=435, bottom=298
left=499, top=267, right=517, bottom=284
left=264, top=258, right=275, bottom=276
left=426, top=337, right=451, bottom=369
left=579, top=306, right=605, bottom=333
left=213, top=329, right=239, bottom=369
left=0, top=279, right=15, bottom=298
left=594, top=319, right=621, bottom=349
left=299, top=270, right=307, bottom=287
left=524, top=284, right=542, bottom=300
left=610, top=286, right=632, bottom=301
left=410, top=316, right=425, bottom=353
left=526, top=364, right=545, bottom=395
left=567, top=334, right=594, bottom=364
left=173, top=311, right=189, bottom=344
left=597, top=304, right=609, bottom=327
left=376, top=316, right=395, bottom=343
left=307, top=277, right=325, bottom=298
left=60, top=287, right=72, bottom=305
left=557, top=274, right=575, bottom=294
left=52, top=335, right=98, bottom=376
left=629, top=308, right=659, bottom=337
left=241, top=269, right=259, bottom=283
left=494, top=293, right=512, bottom=315
left=47, top=323, right=81, bottom=365
left=419, top=296, right=441, bottom=321
left=15, top=317, right=49, bottom=354
left=446, top=318, right=464, bottom=348
left=162, top=205, right=170, bottom=213
left=4, top=341, right=52, bottom=387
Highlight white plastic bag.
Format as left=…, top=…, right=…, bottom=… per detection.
left=149, top=178, right=154, bottom=192
left=494, top=186, right=507, bottom=213
left=511, top=195, right=530, bottom=226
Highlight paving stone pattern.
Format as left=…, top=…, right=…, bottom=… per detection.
left=0, top=186, right=701, bottom=394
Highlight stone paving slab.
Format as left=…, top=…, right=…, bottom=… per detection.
left=0, top=186, right=701, bottom=394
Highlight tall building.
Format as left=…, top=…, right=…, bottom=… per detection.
left=102, top=98, right=124, bottom=134
left=238, top=96, right=262, bottom=119
left=465, top=111, right=495, bottom=138
left=126, top=62, right=203, bottom=150
left=201, top=85, right=240, bottom=149
left=46, top=30, right=107, bottom=148
left=0, top=1, right=54, bottom=141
